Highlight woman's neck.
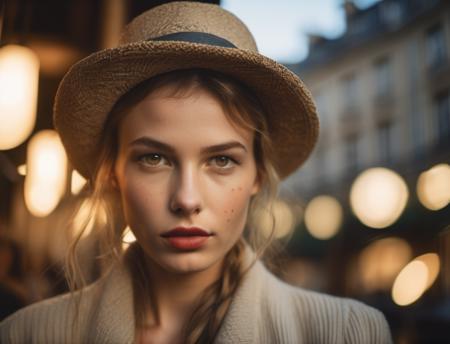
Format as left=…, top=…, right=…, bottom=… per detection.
left=132, top=253, right=224, bottom=344
left=142, top=254, right=224, bottom=329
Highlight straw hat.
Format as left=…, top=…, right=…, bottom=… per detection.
left=54, top=1, right=319, bottom=180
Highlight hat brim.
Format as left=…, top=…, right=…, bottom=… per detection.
left=54, top=40, right=319, bottom=179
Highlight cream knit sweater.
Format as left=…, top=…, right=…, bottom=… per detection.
left=0, top=252, right=393, bottom=343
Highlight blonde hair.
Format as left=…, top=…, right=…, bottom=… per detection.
left=66, top=69, right=280, bottom=343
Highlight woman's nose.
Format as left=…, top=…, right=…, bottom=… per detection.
left=169, top=167, right=203, bottom=216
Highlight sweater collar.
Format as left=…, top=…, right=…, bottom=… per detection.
left=215, top=248, right=265, bottom=343
left=91, top=264, right=135, bottom=343
left=91, top=244, right=264, bottom=343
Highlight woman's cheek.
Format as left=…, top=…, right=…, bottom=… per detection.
left=221, top=186, right=251, bottom=226
left=122, top=179, right=162, bottom=225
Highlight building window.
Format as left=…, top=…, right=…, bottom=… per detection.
left=434, top=90, right=450, bottom=147
left=380, top=1, right=403, bottom=29
left=426, top=23, right=447, bottom=69
left=374, top=57, right=392, bottom=98
left=378, top=122, right=393, bottom=164
left=342, top=74, right=358, bottom=109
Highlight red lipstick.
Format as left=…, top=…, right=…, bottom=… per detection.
left=161, top=227, right=213, bottom=250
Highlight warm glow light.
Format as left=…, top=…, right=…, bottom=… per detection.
left=0, top=45, right=39, bottom=150
left=417, top=164, right=450, bottom=211
left=358, top=237, right=412, bottom=292
left=304, top=195, right=342, bottom=240
left=253, top=199, right=296, bottom=239
left=392, top=260, right=428, bottom=306
left=72, top=198, right=107, bottom=238
left=391, top=252, right=440, bottom=306
left=73, top=199, right=95, bottom=238
left=71, top=170, right=87, bottom=194
left=17, top=164, right=27, bottom=176
left=24, top=130, right=67, bottom=217
left=350, top=167, right=408, bottom=228
left=122, top=226, right=136, bottom=250
left=416, top=253, right=440, bottom=289
left=29, top=39, right=81, bottom=76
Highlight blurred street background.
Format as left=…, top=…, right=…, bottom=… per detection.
left=0, top=0, right=449, bottom=342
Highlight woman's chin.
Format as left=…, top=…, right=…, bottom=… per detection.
left=158, top=252, right=222, bottom=275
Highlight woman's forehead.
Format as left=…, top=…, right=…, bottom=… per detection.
left=117, top=88, right=254, bottom=151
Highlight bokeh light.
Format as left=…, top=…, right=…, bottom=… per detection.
left=304, top=195, right=343, bottom=239
left=0, top=45, right=39, bottom=150
left=416, top=163, right=450, bottom=211
left=391, top=252, right=440, bottom=306
left=252, top=199, right=296, bottom=239
left=416, top=253, right=440, bottom=290
left=71, top=170, right=87, bottom=195
left=17, top=164, right=27, bottom=176
left=122, top=226, right=137, bottom=250
left=72, top=198, right=107, bottom=238
left=350, top=167, right=408, bottom=228
left=358, top=237, right=412, bottom=292
left=24, top=130, right=67, bottom=217
left=392, top=260, right=428, bottom=306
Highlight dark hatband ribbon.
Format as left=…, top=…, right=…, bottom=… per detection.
left=150, top=32, right=236, bottom=48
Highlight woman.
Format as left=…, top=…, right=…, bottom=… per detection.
left=0, top=2, right=392, bottom=343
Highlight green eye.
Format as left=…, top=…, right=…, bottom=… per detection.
left=140, top=153, right=164, bottom=166
left=211, top=156, right=235, bottom=168
left=215, top=156, right=230, bottom=167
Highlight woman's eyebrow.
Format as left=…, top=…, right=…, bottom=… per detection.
left=201, top=141, right=247, bottom=154
left=129, top=137, right=175, bottom=153
left=129, top=137, right=247, bottom=154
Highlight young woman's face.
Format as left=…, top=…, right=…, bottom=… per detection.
left=114, top=85, right=259, bottom=274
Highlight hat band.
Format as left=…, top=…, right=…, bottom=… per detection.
left=150, top=32, right=237, bottom=48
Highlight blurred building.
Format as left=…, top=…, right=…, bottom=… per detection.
left=284, top=0, right=449, bottom=197
left=282, top=0, right=450, bottom=342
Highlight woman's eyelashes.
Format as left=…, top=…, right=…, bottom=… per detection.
left=207, top=155, right=239, bottom=170
left=134, top=152, right=240, bottom=171
left=137, top=153, right=170, bottom=167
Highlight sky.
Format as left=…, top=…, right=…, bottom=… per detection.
left=221, top=0, right=382, bottom=63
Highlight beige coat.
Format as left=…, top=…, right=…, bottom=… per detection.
left=0, top=252, right=392, bottom=344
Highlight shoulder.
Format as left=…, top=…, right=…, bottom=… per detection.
left=292, top=286, right=392, bottom=343
left=257, top=263, right=393, bottom=343
left=0, top=281, right=101, bottom=344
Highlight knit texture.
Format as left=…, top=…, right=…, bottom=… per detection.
left=0, top=255, right=392, bottom=343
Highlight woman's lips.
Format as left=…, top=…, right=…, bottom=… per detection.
left=161, top=227, right=213, bottom=250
